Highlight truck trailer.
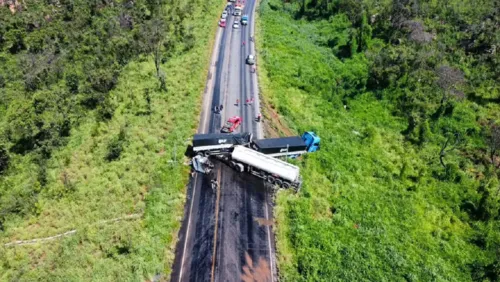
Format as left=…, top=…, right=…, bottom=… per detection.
left=250, top=136, right=307, bottom=157
left=250, top=132, right=320, bottom=157
left=228, top=145, right=302, bottom=190
left=192, top=132, right=251, bottom=156
left=192, top=132, right=319, bottom=158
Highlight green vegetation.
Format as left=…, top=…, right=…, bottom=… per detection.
left=257, top=0, right=500, bottom=280
left=0, top=0, right=222, bottom=280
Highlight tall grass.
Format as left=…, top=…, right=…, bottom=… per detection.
left=257, top=0, right=500, bottom=281
left=0, top=1, right=224, bottom=280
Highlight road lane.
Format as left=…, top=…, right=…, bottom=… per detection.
left=170, top=12, right=231, bottom=281
left=214, top=0, right=277, bottom=281
left=171, top=0, right=277, bottom=280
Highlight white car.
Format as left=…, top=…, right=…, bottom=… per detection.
left=233, top=21, right=240, bottom=29
left=246, top=54, right=255, bottom=65
left=221, top=11, right=228, bottom=19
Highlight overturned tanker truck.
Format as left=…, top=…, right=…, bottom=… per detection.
left=223, top=145, right=302, bottom=191
left=189, top=132, right=316, bottom=191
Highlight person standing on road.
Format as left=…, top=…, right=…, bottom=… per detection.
left=236, top=99, right=239, bottom=106
left=210, top=179, right=218, bottom=192
left=256, top=113, right=261, bottom=122
left=242, top=40, right=246, bottom=47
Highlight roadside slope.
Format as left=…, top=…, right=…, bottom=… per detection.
left=257, top=0, right=500, bottom=280
left=0, top=0, right=224, bottom=280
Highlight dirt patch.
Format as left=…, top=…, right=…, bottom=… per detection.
left=1, top=0, right=23, bottom=14
left=241, top=252, right=272, bottom=282
left=254, top=217, right=274, bottom=226
left=260, top=96, right=294, bottom=138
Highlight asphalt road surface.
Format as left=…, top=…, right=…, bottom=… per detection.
left=170, top=0, right=276, bottom=281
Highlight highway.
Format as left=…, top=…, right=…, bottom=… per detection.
left=170, top=0, right=276, bottom=281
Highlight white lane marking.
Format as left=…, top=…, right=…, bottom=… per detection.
left=179, top=16, right=224, bottom=282
left=221, top=21, right=234, bottom=123
left=249, top=0, right=274, bottom=280
left=215, top=173, right=225, bottom=281
left=178, top=175, right=198, bottom=282
left=201, top=28, right=223, bottom=134
left=210, top=168, right=222, bottom=282
left=264, top=189, right=275, bottom=282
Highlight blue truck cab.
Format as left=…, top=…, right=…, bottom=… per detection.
left=241, top=15, right=248, bottom=25
left=302, top=132, right=320, bottom=152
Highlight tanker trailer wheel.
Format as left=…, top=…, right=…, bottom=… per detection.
left=282, top=182, right=291, bottom=189
left=267, top=176, right=275, bottom=185
left=234, top=163, right=244, bottom=172
left=275, top=179, right=283, bottom=187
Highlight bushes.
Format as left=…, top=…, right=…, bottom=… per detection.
left=0, top=144, right=9, bottom=174
left=65, top=72, right=80, bottom=94
left=0, top=0, right=223, bottom=279
left=258, top=0, right=500, bottom=280
left=106, top=128, right=127, bottom=162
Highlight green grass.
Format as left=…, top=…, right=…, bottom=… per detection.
left=0, top=1, right=224, bottom=280
left=257, top=0, right=500, bottom=281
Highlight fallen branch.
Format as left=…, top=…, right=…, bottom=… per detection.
left=3, top=213, right=142, bottom=247
left=3, top=230, right=77, bottom=247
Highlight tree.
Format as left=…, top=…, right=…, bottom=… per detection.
left=144, top=88, right=153, bottom=115
left=106, top=128, right=127, bottom=162
left=65, top=72, right=80, bottom=94
left=390, top=0, right=412, bottom=30
left=5, top=29, right=26, bottom=54
left=141, top=18, right=167, bottom=91
left=490, top=124, right=500, bottom=170
left=432, top=65, right=465, bottom=119
left=436, top=65, right=465, bottom=94
left=406, top=21, right=434, bottom=44
left=0, top=145, right=9, bottom=174
left=489, top=124, right=500, bottom=195
left=20, top=49, right=61, bottom=92
left=439, top=132, right=462, bottom=169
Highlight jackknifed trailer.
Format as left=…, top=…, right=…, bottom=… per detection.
left=225, top=145, right=302, bottom=191
left=191, top=132, right=252, bottom=156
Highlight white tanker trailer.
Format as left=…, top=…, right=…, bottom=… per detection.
left=227, top=145, right=301, bottom=191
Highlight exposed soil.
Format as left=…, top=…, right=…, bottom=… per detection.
left=260, top=96, right=294, bottom=138
left=254, top=217, right=274, bottom=226
left=0, top=0, right=22, bottom=14
left=241, top=252, right=272, bottom=282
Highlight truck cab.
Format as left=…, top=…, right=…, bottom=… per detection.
left=241, top=15, right=248, bottom=25
left=234, top=6, right=242, bottom=16
left=302, top=132, right=320, bottom=152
